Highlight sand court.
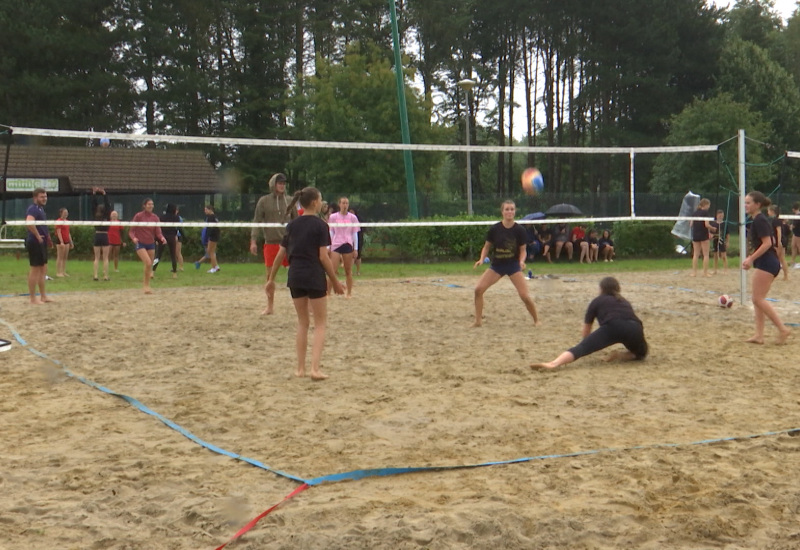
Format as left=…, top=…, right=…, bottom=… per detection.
left=1, top=269, right=800, bottom=548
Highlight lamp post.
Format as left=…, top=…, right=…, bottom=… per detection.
left=457, top=78, right=475, bottom=215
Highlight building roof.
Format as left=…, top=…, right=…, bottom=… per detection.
left=2, top=145, right=221, bottom=194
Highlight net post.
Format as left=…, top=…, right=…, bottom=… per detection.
left=1, top=128, right=12, bottom=225
left=738, top=129, right=747, bottom=305
left=629, top=149, right=635, bottom=217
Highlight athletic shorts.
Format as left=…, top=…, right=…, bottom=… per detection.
left=264, top=243, right=289, bottom=267
left=333, top=243, right=354, bottom=254
left=94, top=232, right=110, bottom=247
left=58, top=241, right=71, bottom=246
left=754, top=253, right=781, bottom=277
left=712, top=239, right=726, bottom=253
left=26, top=240, right=48, bottom=267
left=135, top=242, right=156, bottom=251
left=290, top=287, right=327, bottom=300
left=490, top=262, right=521, bottom=277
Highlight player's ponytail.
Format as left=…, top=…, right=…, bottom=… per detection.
left=747, top=191, right=771, bottom=209
left=286, top=190, right=303, bottom=217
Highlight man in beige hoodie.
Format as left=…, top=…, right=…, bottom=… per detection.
left=250, top=173, right=298, bottom=314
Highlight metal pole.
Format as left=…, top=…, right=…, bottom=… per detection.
left=1, top=129, right=12, bottom=225
left=739, top=129, right=747, bottom=305
left=388, top=0, right=419, bottom=219
left=465, top=101, right=473, bottom=215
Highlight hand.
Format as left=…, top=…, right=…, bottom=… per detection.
left=69, top=243, right=74, bottom=250
left=249, top=241, right=257, bottom=255
left=331, top=280, right=345, bottom=295
left=742, top=257, right=752, bottom=270
left=519, top=261, right=526, bottom=270
left=473, top=259, right=483, bottom=268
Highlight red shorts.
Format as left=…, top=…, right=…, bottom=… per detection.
left=264, top=243, right=288, bottom=267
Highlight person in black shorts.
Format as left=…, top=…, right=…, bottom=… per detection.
left=709, top=209, right=728, bottom=273
left=742, top=192, right=790, bottom=344
left=791, top=202, right=800, bottom=267
left=266, top=187, right=344, bottom=380
left=25, top=187, right=52, bottom=305
left=472, top=200, right=540, bottom=327
left=691, top=197, right=713, bottom=277
left=767, top=204, right=790, bottom=280
left=91, top=187, right=112, bottom=281
left=530, top=276, right=648, bottom=370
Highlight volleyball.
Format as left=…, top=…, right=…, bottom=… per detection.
left=521, top=167, right=544, bottom=196
left=100, top=138, right=110, bottom=147
left=718, top=294, right=734, bottom=308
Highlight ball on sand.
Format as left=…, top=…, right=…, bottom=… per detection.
left=521, top=167, right=544, bottom=196
left=100, top=138, right=110, bottom=147
left=718, top=294, right=734, bottom=308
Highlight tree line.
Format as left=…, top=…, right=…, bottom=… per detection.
left=2, top=0, right=799, bottom=200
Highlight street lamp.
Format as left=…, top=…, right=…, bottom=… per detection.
left=457, top=78, right=476, bottom=215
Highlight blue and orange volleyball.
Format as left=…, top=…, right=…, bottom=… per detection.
left=521, top=167, right=544, bottom=195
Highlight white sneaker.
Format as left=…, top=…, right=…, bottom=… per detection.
left=794, top=263, right=800, bottom=269
left=0, top=339, right=11, bottom=352
left=207, top=266, right=220, bottom=273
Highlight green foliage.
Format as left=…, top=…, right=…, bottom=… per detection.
left=611, top=221, right=676, bottom=258
left=651, top=93, right=774, bottom=194
left=371, top=215, right=492, bottom=260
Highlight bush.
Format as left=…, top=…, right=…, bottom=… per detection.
left=371, top=215, right=492, bottom=260
left=611, top=221, right=675, bottom=258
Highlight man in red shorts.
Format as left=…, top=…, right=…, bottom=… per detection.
left=249, top=173, right=298, bottom=314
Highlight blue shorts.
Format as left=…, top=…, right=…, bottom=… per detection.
left=490, top=262, right=521, bottom=277
left=754, top=253, right=781, bottom=277
left=135, top=243, right=156, bottom=251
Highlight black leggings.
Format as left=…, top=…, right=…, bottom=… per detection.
left=568, top=319, right=648, bottom=361
left=153, top=235, right=178, bottom=272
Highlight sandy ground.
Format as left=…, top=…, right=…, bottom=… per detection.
left=1, top=268, right=800, bottom=549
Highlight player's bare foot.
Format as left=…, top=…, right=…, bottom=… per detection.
left=261, top=307, right=274, bottom=315
left=776, top=329, right=791, bottom=345
left=29, top=299, right=44, bottom=305
left=530, top=362, right=556, bottom=370
left=471, top=320, right=482, bottom=328
left=745, top=336, right=764, bottom=344
left=294, top=370, right=306, bottom=378
left=310, top=371, right=328, bottom=381
left=143, top=287, right=153, bottom=295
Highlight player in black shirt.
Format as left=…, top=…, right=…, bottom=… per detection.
left=530, top=277, right=647, bottom=370
left=473, top=200, right=540, bottom=327
left=742, top=192, right=790, bottom=345
left=266, top=187, right=344, bottom=379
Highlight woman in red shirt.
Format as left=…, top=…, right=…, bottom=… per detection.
left=128, top=198, right=166, bottom=294
left=55, top=207, right=73, bottom=277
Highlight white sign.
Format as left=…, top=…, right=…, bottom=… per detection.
left=5, top=178, right=60, bottom=192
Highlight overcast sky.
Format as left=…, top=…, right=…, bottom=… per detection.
left=710, top=0, right=798, bottom=21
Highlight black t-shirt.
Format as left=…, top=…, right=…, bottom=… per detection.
left=485, top=222, right=527, bottom=266
left=584, top=294, right=641, bottom=327
left=792, top=219, right=800, bottom=238
left=160, top=212, right=181, bottom=238
left=692, top=209, right=709, bottom=241
left=750, top=213, right=776, bottom=257
left=205, top=215, right=220, bottom=242
left=281, top=215, right=332, bottom=291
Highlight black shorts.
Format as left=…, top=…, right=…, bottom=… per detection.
left=334, top=243, right=353, bottom=254
left=290, top=287, right=327, bottom=300
left=712, top=239, right=726, bottom=253
left=754, top=254, right=781, bottom=277
left=26, top=240, right=48, bottom=267
left=94, top=232, right=110, bottom=247
left=490, top=262, right=521, bottom=277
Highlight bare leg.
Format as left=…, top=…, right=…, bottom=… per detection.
left=292, top=296, right=310, bottom=377
left=472, top=269, right=502, bottom=327
left=175, top=240, right=184, bottom=271
left=747, top=269, right=790, bottom=344
left=93, top=246, right=101, bottom=279
left=308, top=296, right=329, bottom=380
left=691, top=242, right=699, bottom=276
left=701, top=240, right=710, bottom=276
left=207, top=241, right=218, bottom=270
left=341, top=252, right=355, bottom=297
left=531, top=351, right=575, bottom=370
left=28, top=265, right=45, bottom=304
left=509, top=272, right=540, bottom=326
left=136, top=248, right=154, bottom=293
left=101, top=245, right=110, bottom=279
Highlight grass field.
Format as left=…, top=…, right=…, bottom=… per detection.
left=0, top=253, right=712, bottom=296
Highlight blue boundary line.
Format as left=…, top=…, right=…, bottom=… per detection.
left=3, top=317, right=800, bottom=490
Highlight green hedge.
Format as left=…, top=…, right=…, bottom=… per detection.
left=371, top=215, right=493, bottom=260
left=610, top=221, right=676, bottom=258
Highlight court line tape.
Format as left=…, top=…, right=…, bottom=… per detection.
left=0, top=318, right=308, bottom=485
left=4, top=317, right=800, bottom=546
